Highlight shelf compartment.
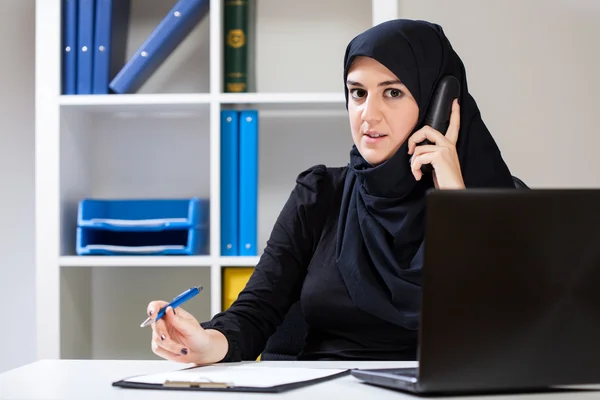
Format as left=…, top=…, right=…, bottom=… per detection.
left=246, top=0, right=372, bottom=93
left=60, top=266, right=212, bottom=360
left=59, top=106, right=210, bottom=256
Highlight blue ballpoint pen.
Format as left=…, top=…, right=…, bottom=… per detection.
left=140, top=285, right=203, bottom=328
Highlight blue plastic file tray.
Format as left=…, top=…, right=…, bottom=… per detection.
left=75, top=197, right=209, bottom=255
left=77, top=198, right=208, bottom=231
left=75, top=226, right=208, bottom=255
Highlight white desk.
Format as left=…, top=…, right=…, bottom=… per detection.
left=1, top=360, right=599, bottom=400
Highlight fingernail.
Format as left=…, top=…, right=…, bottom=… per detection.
left=181, top=348, right=188, bottom=355
left=160, top=334, right=165, bottom=341
left=148, top=310, right=153, bottom=316
left=173, top=308, right=177, bottom=315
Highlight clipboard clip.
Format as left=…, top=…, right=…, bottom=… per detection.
left=164, top=380, right=232, bottom=389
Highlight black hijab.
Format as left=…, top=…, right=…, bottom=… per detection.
left=335, top=19, right=515, bottom=330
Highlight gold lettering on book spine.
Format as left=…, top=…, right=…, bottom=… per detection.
left=226, top=83, right=246, bottom=92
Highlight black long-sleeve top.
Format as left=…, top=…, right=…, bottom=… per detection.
left=201, top=164, right=419, bottom=362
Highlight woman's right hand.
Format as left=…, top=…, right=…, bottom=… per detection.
left=146, top=301, right=228, bottom=365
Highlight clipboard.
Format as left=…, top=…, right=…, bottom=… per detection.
left=112, top=364, right=351, bottom=393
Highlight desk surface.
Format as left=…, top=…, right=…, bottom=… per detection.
left=1, top=359, right=600, bottom=400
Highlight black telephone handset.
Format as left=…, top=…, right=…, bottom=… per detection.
left=417, top=75, right=460, bottom=174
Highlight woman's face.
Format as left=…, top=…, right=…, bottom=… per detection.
left=346, top=56, right=419, bottom=165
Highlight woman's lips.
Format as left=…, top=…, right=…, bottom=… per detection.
left=363, top=131, right=388, bottom=144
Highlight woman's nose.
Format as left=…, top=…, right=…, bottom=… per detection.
left=361, top=96, right=383, bottom=123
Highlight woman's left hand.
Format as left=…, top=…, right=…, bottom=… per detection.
left=407, top=99, right=465, bottom=189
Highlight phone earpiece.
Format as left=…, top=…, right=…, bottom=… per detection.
left=415, top=75, right=460, bottom=174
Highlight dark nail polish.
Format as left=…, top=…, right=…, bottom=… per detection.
left=181, top=348, right=188, bottom=355
left=148, top=310, right=153, bottom=316
left=173, top=308, right=177, bottom=315
left=160, top=334, right=165, bottom=341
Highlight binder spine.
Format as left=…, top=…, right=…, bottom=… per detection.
left=238, top=110, right=258, bottom=256
left=76, top=0, right=95, bottom=94
left=220, top=110, right=240, bottom=256
left=91, top=0, right=111, bottom=94
left=92, top=0, right=131, bottom=94
left=62, top=0, right=78, bottom=95
left=109, top=0, right=209, bottom=94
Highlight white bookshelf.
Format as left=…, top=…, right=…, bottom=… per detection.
left=35, top=0, right=398, bottom=360
left=59, top=255, right=260, bottom=267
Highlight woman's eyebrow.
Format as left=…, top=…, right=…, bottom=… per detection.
left=378, top=79, right=403, bottom=87
left=346, top=80, right=363, bottom=87
left=346, top=79, right=403, bottom=87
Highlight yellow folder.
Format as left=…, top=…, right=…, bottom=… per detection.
left=222, top=267, right=260, bottom=360
left=222, top=267, right=254, bottom=310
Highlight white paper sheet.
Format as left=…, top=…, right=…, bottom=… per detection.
left=124, top=365, right=347, bottom=388
left=89, top=217, right=188, bottom=227
left=85, top=244, right=184, bottom=253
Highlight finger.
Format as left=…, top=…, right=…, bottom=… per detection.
left=152, top=329, right=199, bottom=364
left=407, top=130, right=427, bottom=155
left=169, top=305, right=196, bottom=321
left=152, top=339, right=179, bottom=361
left=152, top=341, right=197, bottom=364
left=411, top=153, right=436, bottom=181
left=150, top=317, right=170, bottom=343
left=445, top=99, right=461, bottom=144
left=408, top=127, right=447, bottom=154
left=163, top=306, right=202, bottom=337
left=147, top=300, right=169, bottom=318
left=152, top=326, right=190, bottom=358
left=410, top=144, right=438, bottom=158
left=151, top=333, right=181, bottom=362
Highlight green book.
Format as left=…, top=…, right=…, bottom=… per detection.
left=224, top=0, right=249, bottom=93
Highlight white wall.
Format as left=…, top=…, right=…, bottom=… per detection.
left=0, top=0, right=35, bottom=373
left=397, top=0, right=600, bottom=188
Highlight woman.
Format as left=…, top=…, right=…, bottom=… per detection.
left=146, top=19, right=515, bottom=365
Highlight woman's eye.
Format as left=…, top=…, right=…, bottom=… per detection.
left=384, top=88, right=403, bottom=98
left=350, top=88, right=367, bottom=98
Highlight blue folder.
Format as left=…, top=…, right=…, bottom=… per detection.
left=221, top=110, right=240, bottom=256
left=92, top=0, right=131, bottom=94
left=238, top=110, right=259, bottom=256
left=76, top=0, right=95, bottom=94
left=109, top=0, right=209, bottom=94
left=62, top=0, right=78, bottom=95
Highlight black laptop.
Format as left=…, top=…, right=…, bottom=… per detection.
left=351, top=189, right=600, bottom=395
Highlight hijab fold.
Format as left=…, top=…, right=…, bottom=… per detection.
left=334, top=19, right=515, bottom=330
